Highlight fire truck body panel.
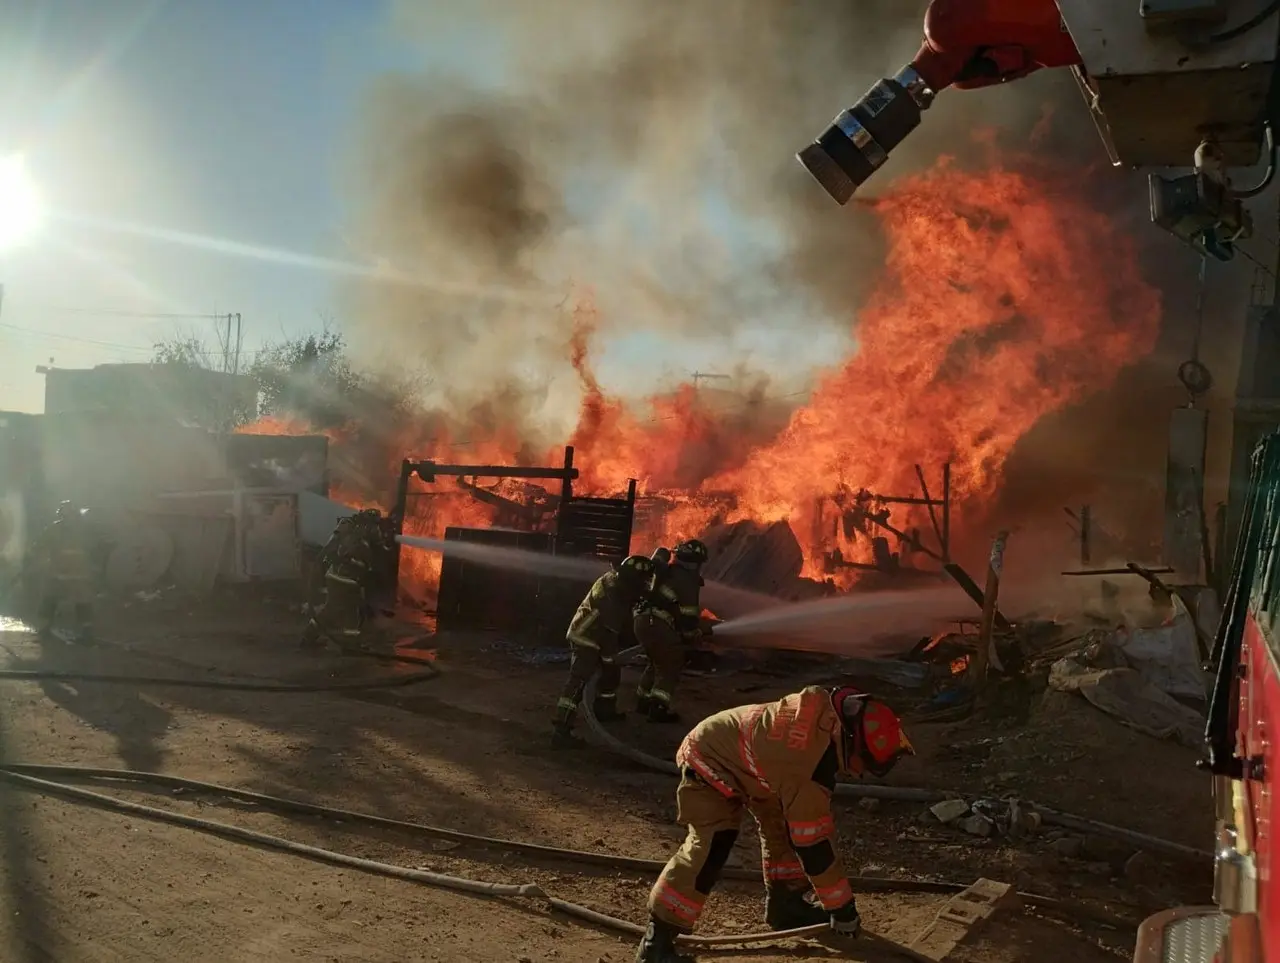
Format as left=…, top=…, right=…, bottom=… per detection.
left=1138, top=431, right=1280, bottom=963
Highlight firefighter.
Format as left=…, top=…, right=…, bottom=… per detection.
left=636, top=686, right=914, bottom=963
left=552, top=554, right=656, bottom=749
left=301, top=516, right=376, bottom=651
left=634, top=539, right=708, bottom=723
left=309, top=510, right=386, bottom=612
left=33, top=501, right=95, bottom=642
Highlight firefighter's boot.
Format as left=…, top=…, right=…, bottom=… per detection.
left=765, top=886, right=829, bottom=931
left=647, top=699, right=682, bottom=725
left=593, top=695, right=626, bottom=722
left=635, top=918, right=695, bottom=963
left=35, top=599, right=57, bottom=641
left=72, top=605, right=94, bottom=645
left=550, top=723, right=585, bottom=750
left=635, top=689, right=654, bottom=714
left=299, top=618, right=325, bottom=652
left=551, top=703, right=585, bottom=750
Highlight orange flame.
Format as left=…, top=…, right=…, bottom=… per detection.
left=244, top=160, right=1161, bottom=598
left=711, top=162, right=1161, bottom=574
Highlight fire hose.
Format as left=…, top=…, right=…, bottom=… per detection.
left=0, top=665, right=441, bottom=692
left=0, top=641, right=1167, bottom=949
left=0, top=644, right=954, bottom=953
left=581, top=647, right=1213, bottom=862
left=0, top=763, right=931, bottom=957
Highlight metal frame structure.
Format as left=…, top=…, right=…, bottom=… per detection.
left=390, top=446, right=638, bottom=636
left=390, top=446, right=582, bottom=589
left=821, top=462, right=952, bottom=575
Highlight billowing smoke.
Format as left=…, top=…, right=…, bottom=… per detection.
left=330, top=0, right=1263, bottom=571
left=342, top=0, right=1100, bottom=421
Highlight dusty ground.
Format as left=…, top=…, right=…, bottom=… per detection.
left=0, top=584, right=1213, bottom=962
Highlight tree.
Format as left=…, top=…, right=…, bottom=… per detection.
left=249, top=331, right=363, bottom=430
left=148, top=335, right=256, bottom=430
left=152, top=335, right=218, bottom=370
left=152, top=325, right=430, bottom=433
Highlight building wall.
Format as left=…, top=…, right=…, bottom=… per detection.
left=43, top=363, right=257, bottom=429
left=38, top=412, right=226, bottom=518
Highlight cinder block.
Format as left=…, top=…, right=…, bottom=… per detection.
left=908, top=879, right=1021, bottom=961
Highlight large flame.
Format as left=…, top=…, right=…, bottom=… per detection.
left=712, top=162, right=1162, bottom=572
left=243, top=161, right=1162, bottom=595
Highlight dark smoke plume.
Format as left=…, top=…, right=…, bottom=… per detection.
left=343, top=0, right=1262, bottom=568
left=343, top=0, right=1101, bottom=420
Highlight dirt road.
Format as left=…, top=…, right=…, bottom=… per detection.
left=0, top=589, right=1209, bottom=961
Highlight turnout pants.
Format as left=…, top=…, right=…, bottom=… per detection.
left=648, top=768, right=810, bottom=931
left=554, top=637, right=621, bottom=726
left=634, top=610, right=684, bottom=708
left=303, top=572, right=365, bottom=645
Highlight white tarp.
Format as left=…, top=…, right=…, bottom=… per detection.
left=298, top=490, right=356, bottom=548
left=1110, top=596, right=1208, bottom=700
left=1049, top=658, right=1204, bottom=747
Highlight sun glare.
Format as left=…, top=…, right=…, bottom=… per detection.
left=0, top=155, right=44, bottom=252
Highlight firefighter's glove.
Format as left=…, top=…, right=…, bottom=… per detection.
left=829, top=901, right=861, bottom=938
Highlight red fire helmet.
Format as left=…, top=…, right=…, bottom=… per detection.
left=830, top=687, right=914, bottom=777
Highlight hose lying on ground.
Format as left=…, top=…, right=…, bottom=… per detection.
left=0, top=763, right=1137, bottom=932
left=0, top=637, right=1153, bottom=930
left=0, top=763, right=958, bottom=890
left=0, top=766, right=930, bottom=958
left=0, top=633, right=441, bottom=692
left=0, top=666, right=441, bottom=692
left=582, top=648, right=1212, bottom=862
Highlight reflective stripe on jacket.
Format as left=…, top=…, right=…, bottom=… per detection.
left=674, top=687, right=853, bottom=908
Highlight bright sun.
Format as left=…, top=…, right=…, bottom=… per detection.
left=0, top=154, right=44, bottom=252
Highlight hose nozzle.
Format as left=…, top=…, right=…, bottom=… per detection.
left=797, top=65, right=932, bottom=205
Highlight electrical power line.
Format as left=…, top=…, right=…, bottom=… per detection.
left=31, top=306, right=227, bottom=321
left=0, top=321, right=155, bottom=353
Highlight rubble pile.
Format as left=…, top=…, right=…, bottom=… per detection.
left=925, top=797, right=1043, bottom=840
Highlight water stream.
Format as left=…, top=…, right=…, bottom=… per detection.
left=396, top=536, right=973, bottom=653
left=711, top=586, right=970, bottom=637
left=396, top=534, right=610, bottom=580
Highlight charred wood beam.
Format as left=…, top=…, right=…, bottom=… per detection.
left=941, top=464, right=951, bottom=562
left=409, top=462, right=580, bottom=481
left=1061, top=565, right=1174, bottom=577
left=864, top=514, right=942, bottom=562
left=943, top=562, right=1013, bottom=633
left=970, top=531, right=1010, bottom=690
left=914, top=464, right=945, bottom=556
left=873, top=495, right=949, bottom=506
left=455, top=480, right=555, bottom=527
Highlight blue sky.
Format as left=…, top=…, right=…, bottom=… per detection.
left=0, top=0, right=846, bottom=414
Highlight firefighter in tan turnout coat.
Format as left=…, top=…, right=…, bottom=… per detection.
left=551, top=554, right=656, bottom=748
left=634, top=539, right=708, bottom=723
left=636, top=686, right=914, bottom=963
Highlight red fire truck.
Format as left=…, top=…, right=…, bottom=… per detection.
left=1138, top=431, right=1280, bottom=961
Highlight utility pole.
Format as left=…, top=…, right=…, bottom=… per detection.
left=214, top=312, right=244, bottom=373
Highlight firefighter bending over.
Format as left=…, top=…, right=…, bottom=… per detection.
left=636, top=687, right=914, bottom=963
left=301, top=513, right=377, bottom=651
left=635, top=539, right=708, bottom=724
left=551, top=554, right=655, bottom=749
left=33, top=500, right=95, bottom=642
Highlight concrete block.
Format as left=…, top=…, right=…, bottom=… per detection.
left=908, top=878, right=1021, bottom=961
left=929, top=799, right=970, bottom=824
